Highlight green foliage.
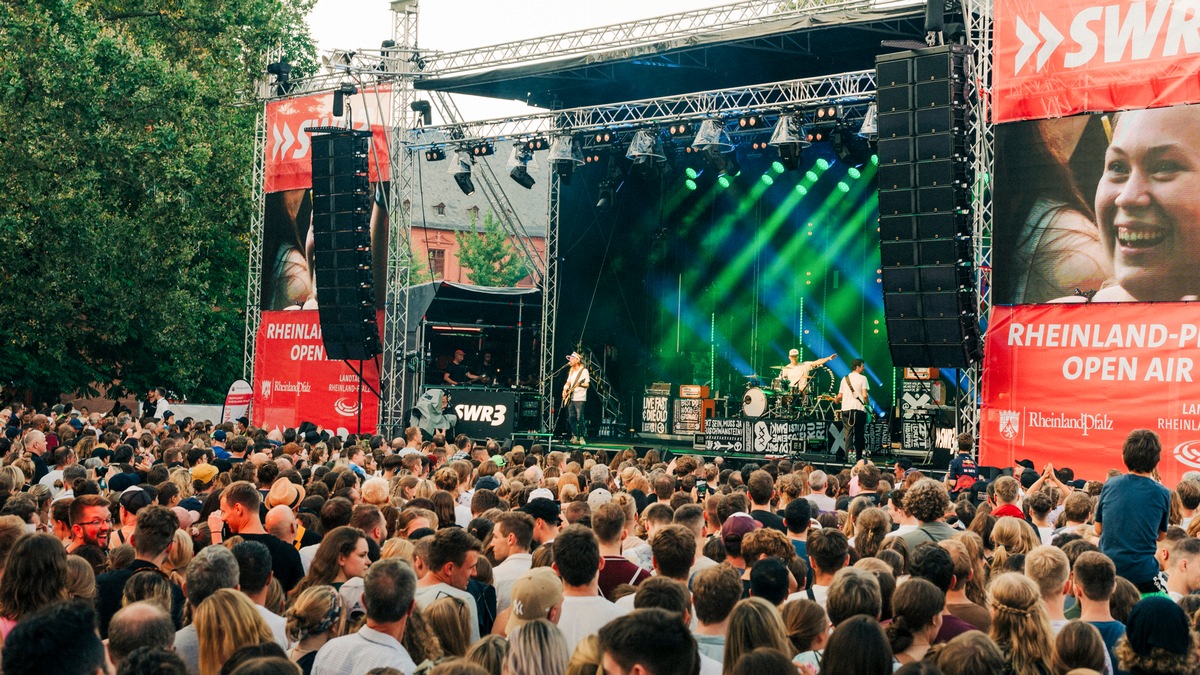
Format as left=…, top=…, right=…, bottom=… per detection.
left=454, top=211, right=530, bottom=288
left=0, top=0, right=316, bottom=401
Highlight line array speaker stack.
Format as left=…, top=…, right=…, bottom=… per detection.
left=310, top=128, right=382, bottom=361
left=875, top=44, right=981, bottom=369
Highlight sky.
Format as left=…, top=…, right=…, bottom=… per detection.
left=306, top=0, right=729, bottom=121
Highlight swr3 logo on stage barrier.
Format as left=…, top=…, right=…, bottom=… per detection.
left=454, top=404, right=508, bottom=427
left=994, top=0, right=1200, bottom=122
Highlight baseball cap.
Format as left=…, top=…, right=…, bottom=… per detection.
left=788, top=348, right=799, bottom=356
left=490, top=454, right=507, bottom=467
left=518, top=498, right=561, bottom=524
left=213, top=429, right=227, bottom=442
left=586, top=488, right=613, bottom=511
left=567, top=352, right=581, bottom=360
left=721, top=512, right=762, bottom=544
left=107, top=472, right=141, bottom=494
left=172, top=506, right=198, bottom=528
left=119, top=486, right=154, bottom=514
left=529, top=487, right=555, bottom=502
left=505, top=567, right=564, bottom=635
left=474, top=476, right=501, bottom=491
left=191, top=464, right=219, bottom=485
left=1015, top=459, right=1036, bottom=471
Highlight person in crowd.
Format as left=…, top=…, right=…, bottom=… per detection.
left=0, top=533, right=68, bottom=639
left=95, top=505, right=184, bottom=637
left=313, top=559, right=420, bottom=674
left=292, top=526, right=371, bottom=597
left=489, top=512, right=534, bottom=613
left=212, top=481, right=305, bottom=592
left=1024, top=545, right=1071, bottom=633
left=799, top=528, right=848, bottom=607
left=498, top=566, right=563, bottom=638
left=1163, top=533, right=1200, bottom=601
left=1051, top=621, right=1108, bottom=674
left=194, top=588, right=274, bottom=675
left=1096, top=429, right=1172, bottom=594
left=427, top=596, right=474, bottom=658
left=988, top=573, right=1055, bottom=675
left=414, top=527, right=482, bottom=643
left=723, top=597, right=792, bottom=675
left=886, top=577, right=944, bottom=667
left=1069, top=550, right=1126, bottom=669
left=593, top=502, right=651, bottom=599
left=107, top=601, right=176, bottom=670
left=553, top=524, right=627, bottom=653
left=598, top=608, right=697, bottom=675
left=175, top=544, right=241, bottom=674
left=781, top=599, right=828, bottom=669
left=0, top=601, right=109, bottom=675
left=747, top=471, right=786, bottom=532
left=818, top=614, right=893, bottom=675
left=899, top=479, right=957, bottom=547
left=230, top=540, right=290, bottom=649
left=505, top=619, right=569, bottom=675
left=930, top=630, right=1007, bottom=675
left=285, top=585, right=346, bottom=675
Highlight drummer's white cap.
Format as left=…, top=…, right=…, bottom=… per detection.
left=568, top=352, right=581, bottom=360
left=788, top=349, right=799, bottom=356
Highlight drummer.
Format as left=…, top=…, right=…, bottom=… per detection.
left=780, top=349, right=837, bottom=393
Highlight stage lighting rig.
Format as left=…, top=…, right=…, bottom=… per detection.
left=548, top=135, right=585, bottom=184
left=525, top=137, right=549, bottom=151
left=424, top=147, right=446, bottom=162
left=738, top=114, right=764, bottom=129
left=450, top=149, right=475, bottom=195
left=266, top=59, right=293, bottom=96
left=668, top=122, right=692, bottom=138
left=626, top=130, right=666, bottom=177
left=769, top=115, right=811, bottom=171
left=471, top=142, right=495, bottom=157
left=691, top=119, right=733, bottom=153
left=508, top=144, right=536, bottom=190
left=410, top=100, right=432, bottom=126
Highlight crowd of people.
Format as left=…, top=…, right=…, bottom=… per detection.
left=0, top=401, right=1198, bottom=675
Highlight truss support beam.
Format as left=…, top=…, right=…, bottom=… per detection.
left=380, top=0, right=421, bottom=438
left=407, top=71, right=878, bottom=149
left=540, top=172, right=562, bottom=431
left=243, top=106, right=268, bottom=386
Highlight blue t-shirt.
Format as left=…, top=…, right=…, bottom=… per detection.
left=1096, top=474, right=1170, bottom=584
left=1089, top=620, right=1127, bottom=675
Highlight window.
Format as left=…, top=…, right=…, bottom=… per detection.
left=467, top=205, right=480, bottom=221
left=428, top=249, right=445, bottom=279
left=434, top=203, right=446, bottom=216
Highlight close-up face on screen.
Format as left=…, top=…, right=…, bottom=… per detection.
left=992, top=103, right=1200, bottom=305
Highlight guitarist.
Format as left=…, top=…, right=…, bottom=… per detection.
left=837, top=358, right=870, bottom=461
left=562, top=352, right=590, bottom=444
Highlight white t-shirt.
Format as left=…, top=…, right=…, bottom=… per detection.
left=781, top=362, right=816, bottom=391
left=557, top=595, right=628, bottom=653
left=564, top=367, right=590, bottom=402
left=787, top=583, right=829, bottom=608
left=492, top=553, right=533, bottom=612
left=255, top=605, right=291, bottom=649
left=806, top=493, right=837, bottom=513
left=839, top=371, right=869, bottom=412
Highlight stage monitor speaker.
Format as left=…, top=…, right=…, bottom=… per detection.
left=310, top=128, right=382, bottom=362
left=876, top=45, right=981, bottom=369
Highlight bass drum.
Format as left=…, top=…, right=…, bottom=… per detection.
left=742, top=386, right=771, bottom=417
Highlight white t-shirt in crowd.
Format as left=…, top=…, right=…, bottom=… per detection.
left=491, top=553, right=533, bottom=612
left=557, top=595, right=629, bottom=653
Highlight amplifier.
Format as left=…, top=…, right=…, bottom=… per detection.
left=646, top=382, right=672, bottom=395
left=679, top=385, right=710, bottom=399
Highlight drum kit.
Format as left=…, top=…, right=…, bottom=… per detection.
left=741, top=365, right=838, bottom=419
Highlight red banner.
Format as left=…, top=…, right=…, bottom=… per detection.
left=993, top=0, right=1200, bottom=122
left=264, top=87, right=392, bottom=193
left=980, top=303, right=1200, bottom=483
left=252, top=311, right=381, bottom=434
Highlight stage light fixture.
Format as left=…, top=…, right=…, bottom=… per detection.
left=685, top=167, right=698, bottom=180
left=594, top=130, right=614, bottom=144
left=815, top=105, right=840, bottom=120
left=751, top=140, right=770, bottom=151
left=507, top=144, right=536, bottom=190
left=410, top=100, right=432, bottom=126
left=548, top=135, right=584, bottom=184
left=691, top=119, right=733, bottom=153
left=424, top=147, right=446, bottom=162
left=449, top=149, right=474, bottom=195
left=626, top=130, right=666, bottom=178
left=669, top=122, right=691, bottom=137
left=760, top=174, right=774, bottom=186
left=596, top=181, right=615, bottom=211
left=471, top=142, right=495, bottom=157
left=266, top=59, right=293, bottom=96
left=525, top=136, right=549, bottom=151
left=739, top=114, right=764, bottom=129
left=859, top=103, right=878, bottom=139
left=685, top=179, right=698, bottom=191
left=769, top=115, right=810, bottom=171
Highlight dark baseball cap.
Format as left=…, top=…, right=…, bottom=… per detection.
left=518, top=498, right=562, bottom=524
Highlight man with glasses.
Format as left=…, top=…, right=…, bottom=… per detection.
left=67, top=494, right=111, bottom=564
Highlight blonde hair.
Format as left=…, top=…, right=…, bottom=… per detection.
left=566, top=633, right=602, bottom=675
left=285, top=585, right=345, bottom=643
left=952, top=531, right=989, bottom=606
left=168, top=467, right=195, bottom=499
left=426, top=596, right=473, bottom=657
left=853, top=507, right=892, bottom=559
left=990, top=516, right=1040, bottom=573
left=988, top=573, right=1055, bottom=675
left=64, top=554, right=96, bottom=603
left=1024, top=545, right=1070, bottom=600
left=723, top=597, right=793, bottom=674
left=413, top=479, right=437, bottom=500
left=361, top=477, right=390, bottom=506
left=506, top=619, right=570, bottom=675
left=780, top=598, right=829, bottom=654
left=380, top=537, right=415, bottom=561
left=163, top=528, right=194, bottom=581
left=195, top=588, right=273, bottom=675
left=842, top=496, right=872, bottom=537
left=466, top=634, right=509, bottom=675
left=0, top=466, right=25, bottom=491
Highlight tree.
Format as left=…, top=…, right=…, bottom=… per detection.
left=454, top=211, right=531, bottom=288
left=0, top=0, right=316, bottom=402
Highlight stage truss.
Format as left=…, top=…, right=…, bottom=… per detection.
left=243, top=0, right=992, bottom=442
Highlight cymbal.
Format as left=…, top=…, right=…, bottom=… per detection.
left=770, top=365, right=786, bottom=370
left=743, top=374, right=761, bottom=379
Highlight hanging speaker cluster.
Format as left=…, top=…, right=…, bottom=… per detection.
left=875, top=45, right=981, bottom=369
left=309, top=128, right=382, bottom=362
